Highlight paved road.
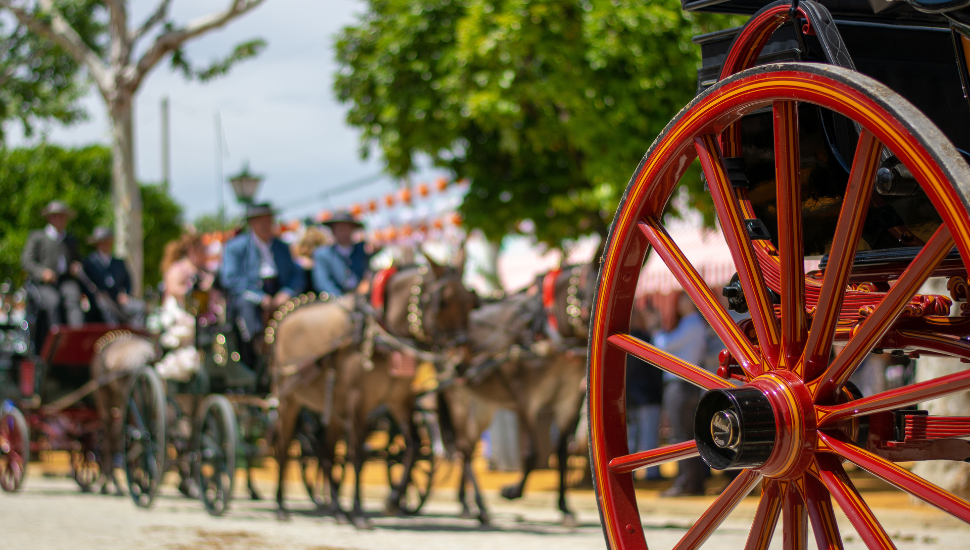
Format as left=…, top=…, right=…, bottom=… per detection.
left=1, top=472, right=968, bottom=549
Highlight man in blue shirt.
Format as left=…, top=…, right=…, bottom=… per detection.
left=312, top=211, right=374, bottom=296
left=221, top=203, right=305, bottom=373
left=654, top=292, right=710, bottom=496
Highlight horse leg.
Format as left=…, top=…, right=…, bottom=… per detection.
left=247, top=457, right=261, bottom=500
left=347, top=402, right=372, bottom=530
left=385, top=414, right=417, bottom=516
left=457, top=455, right=472, bottom=519
left=321, top=423, right=349, bottom=523
left=464, top=453, right=490, bottom=525
left=500, top=416, right=537, bottom=500
left=275, top=399, right=301, bottom=521
left=556, top=426, right=577, bottom=528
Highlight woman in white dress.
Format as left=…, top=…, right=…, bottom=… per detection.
left=154, top=234, right=213, bottom=381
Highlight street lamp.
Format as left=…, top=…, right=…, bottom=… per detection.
left=228, top=162, right=263, bottom=206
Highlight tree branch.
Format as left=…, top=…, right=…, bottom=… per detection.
left=131, top=0, right=265, bottom=90
left=132, top=0, right=172, bottom=44
left=104, top=0, right=130, bottom=75
left=0, top=0, right=111, bottom=94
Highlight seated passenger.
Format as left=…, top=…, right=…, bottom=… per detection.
left=154, top=233, right=212, bottom=381
left=312, top=211, right=374, bottom=296
left=81, top=226, right=145, bottom=325
left=221, top=203, right=305, bottom=376
left=21, top=200, right=83, bottom=328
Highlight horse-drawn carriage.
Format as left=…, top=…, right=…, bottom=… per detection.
left=588, top=0, right=970, bottom=548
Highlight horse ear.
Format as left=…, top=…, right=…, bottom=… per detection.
left=454, top=240, right=467, bottom=273
left=422, top=246, right=446, bottom=277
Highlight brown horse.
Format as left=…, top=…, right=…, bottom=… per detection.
left=90, top=331, right=157, bottom=495
left=271, top=256, right=477, bottom=527
left=441, top=264, right=595, bottom=526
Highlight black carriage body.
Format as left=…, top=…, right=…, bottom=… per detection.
left=688, top=0, right=970, bottom=261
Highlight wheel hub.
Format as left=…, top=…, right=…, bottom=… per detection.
left=694, top=370, right=816, bottom=478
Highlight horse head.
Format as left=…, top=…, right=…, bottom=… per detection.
left=543, top=261, right=597, bottom=342
left=379, top=245, right=478, bottom=351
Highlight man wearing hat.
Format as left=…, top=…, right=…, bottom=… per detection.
left=221, top=203, right=305, bottom=372
left=21, top=200, right=83, bottom=327
left=81, top=226, right=144, bottom=325
left=312, top=211, right=374, bottom=296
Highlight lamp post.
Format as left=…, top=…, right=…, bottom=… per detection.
left=228, top=163, right=263, bottom=207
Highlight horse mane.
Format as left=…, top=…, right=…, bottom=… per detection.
left=264, top=291, right=332, bottom=345
left=94, top=329, right=138, bottom=354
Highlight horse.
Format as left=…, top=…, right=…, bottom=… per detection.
left=89, top=331, right=157, bottom=495
left=271, top=253, right=477, bottom=528
left=441, top=263, right=595, bottom=526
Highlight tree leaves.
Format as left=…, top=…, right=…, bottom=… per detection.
left=335, top=0, right=737, bottom=246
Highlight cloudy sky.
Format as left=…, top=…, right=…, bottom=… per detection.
left=9, top=0, right=444, bottom=222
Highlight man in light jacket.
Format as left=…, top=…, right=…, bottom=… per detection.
left=221, top=203, right=305, bottom=373
left=312, top=211, right=374, bottom=296
left=21, top=200, right=83, bottom=328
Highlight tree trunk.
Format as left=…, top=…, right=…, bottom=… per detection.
left=109, top=95, right=144, bottom=297
left=911, top=277, right=970, bottom=498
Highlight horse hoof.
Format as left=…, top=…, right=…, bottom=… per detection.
left=459, top=510, right=474, bottom=520
left=384, top=501, right=401, bottom=517
left=250, top=491, right=262, bottom=501
left=276, top=509, right=292, bottom=522
left=478, top=512, right=491, bottom=526
left=335, top=513, right=350, bottom=525
left=352, top=516, right=373, bottom=530
left=561, top=514, right=578, bottom=529
left=500, top=485, right=522, bottom=500
left=98, top=485, right=108, bottom=495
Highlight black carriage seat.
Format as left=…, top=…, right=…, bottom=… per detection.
left=682, top=0, right=953, bottom=24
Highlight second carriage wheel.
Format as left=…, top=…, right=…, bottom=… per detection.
left=0, top=403, right=29, bottom=492
left=193, top=394, right=238, bottom=516
left=385, top=412, right=439, bottom=515
left=123, top=366, right=167, bottom=508
left=588, top=62, right=970, bottom=550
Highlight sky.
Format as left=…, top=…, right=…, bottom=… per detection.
left=8, top=0, right=446, bottom=222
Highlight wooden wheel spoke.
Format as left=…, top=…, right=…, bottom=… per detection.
left=608, top=441, right=698, bottom=474
left=639, top=218, right=762, bottom=376
left=696, top=134, right=780, bottom=367
left=812, top=225, right=954, bottom=400
left=607, top=333, right=734, bottom=391
left=817, top=368, right=970, bottom=426
left=804, top=471, right=844, bottom=550
left=818, top=432, right=970, bottom=522
left=773, top=101, right=807, bottom=373
left=673, top=470, right=763, bottom=550
left=803, top=130, right=882, bottom=381
left=782, top=481, right=808, bottom=550
left=744, top=480, right=783, bottom=550
left=817, top=455, right=898, bottom=550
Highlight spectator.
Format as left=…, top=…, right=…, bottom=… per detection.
left=21, top=200, right=83, bottom=328
left=81, top=226, right=144, bottom=325
left=655, top=292, right=709, bottom=497
left=293, top=225, right=330, bottom=289
left=626, top=304, right=664, bottom=481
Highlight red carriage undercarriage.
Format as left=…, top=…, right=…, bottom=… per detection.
left=588, top=1, right=970, bottom=549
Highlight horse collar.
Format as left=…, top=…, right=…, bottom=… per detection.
left=542, top=268, right=562, bottom=335
left=370, top=266, right=398, bottom=316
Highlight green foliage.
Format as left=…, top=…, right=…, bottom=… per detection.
left=171, top=38, right=267, bottom=83
left=0, top=2, right=97, bottom=139
left=192, top=213, right=242, bottom=235
left=0, top=144, right=183, bottom=288
left=335, top=0, right=739, bottom=245
left=140, top=182, right=185, bottom=289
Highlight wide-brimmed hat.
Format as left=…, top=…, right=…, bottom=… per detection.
left=245, top=202, right=277, bottom=219
left=322, top=211, right=363, bottom=229
left=87, top=226, right=114, bottom=244
left=41, top=200, right=76, bottom=218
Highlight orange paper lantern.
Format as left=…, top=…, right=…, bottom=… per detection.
left=400, top=187, right=412, bottom=204
left=449, top=212, right=463, bottom=226
left=417, top=182, right=430, bottom=197
left=432, top=218, right=444, bottom=230
left=435, top=177, right=448, bottom=192
left=384, top=194, right=396, bottom=207
left=368, top=199, right=378, bottom=212
left=318, top=211, right=332, bottom=222
left=350, top=203, right=363, bottom=216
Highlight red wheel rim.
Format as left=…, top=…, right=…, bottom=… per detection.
left=0, top=407, right=28, bottom=492
left=589, top=62, right=970, bottom=550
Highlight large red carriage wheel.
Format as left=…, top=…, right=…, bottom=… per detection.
left=0, top=403, right=29, bottom=492
left=588, top=62, right=970, bottom=550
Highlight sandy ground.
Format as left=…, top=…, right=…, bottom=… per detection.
left=1, top=462, right=968, bottom=550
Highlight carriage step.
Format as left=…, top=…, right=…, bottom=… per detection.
left=896, top=411, right=970, bottom=442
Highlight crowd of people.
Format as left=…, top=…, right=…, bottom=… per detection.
left=20, top=199, right=376, bottom=383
